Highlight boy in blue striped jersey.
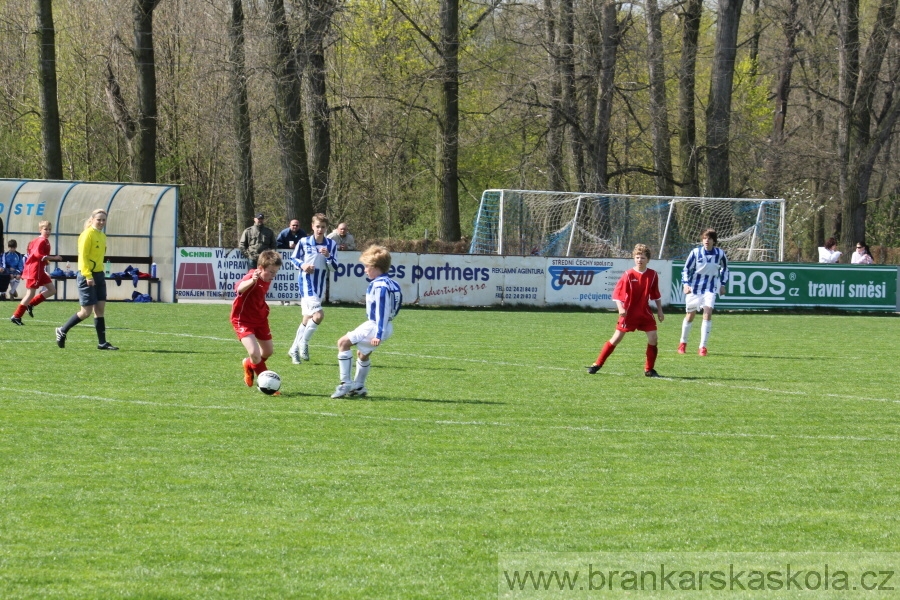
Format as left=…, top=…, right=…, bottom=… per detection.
left=288, top=214, right=339, bottom=364
left=331, top=245, right=402, bottom=399
left=679, top=228, right=729, bottom=356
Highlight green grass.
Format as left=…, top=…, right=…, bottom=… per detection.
left=1, top=302, right=898, bottom=598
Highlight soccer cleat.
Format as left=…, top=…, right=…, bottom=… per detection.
left=10, top=316, right=23, bottom=326
left=288, top=346, right=302, bottom=365
left=699, top=347, right=708, bottom=356
left=242, top=358, right=255, bottom=387
left=331, top=382, right=355, bottom=399
left=97, top=342, right=119, bottom=350
left=645, top=369, right=661, bottom=378
left=586, top=364, right=601, bottom=375
left=56, top=327, right=66, bottom=348
left=349, top=385, right=368, bottom=398
left=25, top=304, right=34, bottom=318
left=9, top=290, right=17, bottom=299
left=677, top=342, right=686, bottom=354
left=299, top=343, right=310, bottom=362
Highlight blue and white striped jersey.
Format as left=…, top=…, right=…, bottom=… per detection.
left=682, top=246, right=729, bottom=294
left=290, top=235, right=338, bottom=299
left=366, top=275, right=402, bottom=339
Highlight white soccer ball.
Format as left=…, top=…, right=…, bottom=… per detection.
left=257, top=370, right=282, bottom=395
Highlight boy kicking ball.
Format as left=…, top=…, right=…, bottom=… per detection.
left=331, top=245, right=402, bottom=398
left=231, top=249, right=282, bottom=392
left=586, top=243, right=665, bottom=377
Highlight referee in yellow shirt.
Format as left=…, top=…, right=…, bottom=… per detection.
left=55, top=209, right=118, bottom=350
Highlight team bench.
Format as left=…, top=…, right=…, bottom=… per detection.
left=52, top=255, right=161, bottom=302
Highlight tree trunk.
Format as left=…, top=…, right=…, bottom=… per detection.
left=644, top=0, right=674, bottom=197
left=132, top=0, right=161, bottom=183
left=265, top=0, right=313, bottom=226
left=299, top=0, right=336, bottom=215
left=765, top=0, right=799, bottom=196
left=586, top=0, right=618, bottom=194
left=544, top=0, right=565, bottom=191
left=705, top=0, right=743, bottom=198
left=438, top=0, right=461, bottom=241
left=677, top=0, right=701, bottom=198
left=838, top=0, right=899, bottom=248
left=229, top=0, right=255, bottom=233
left=35, top=0, right=62, bottom=179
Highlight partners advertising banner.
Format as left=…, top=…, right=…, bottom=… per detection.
left=670, top=262, right=897, bottom=311
left=415, top=254, right=495, bottom=306
left=492, top=256, right=546, bottom=305
left=544, top=257, right=674, bottom=310
left=329, top=251, right=419, bottom=306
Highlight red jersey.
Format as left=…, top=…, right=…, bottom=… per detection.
left=230, top=270, right=272, bottom=334
left=612, top=267, right=661, bottom=320
left=22, top=236, right=51, bottom=280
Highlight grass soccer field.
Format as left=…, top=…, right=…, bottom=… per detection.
left=1, top=301, right=898, bottom=598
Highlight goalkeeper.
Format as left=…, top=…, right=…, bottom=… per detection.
left=586, top=243, right=665, bottom=377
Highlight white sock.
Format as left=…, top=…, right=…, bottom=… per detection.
left=338, top=350, right=352, bottom=383
left=354, top=359, right=371, bottom=387
left=700, top=320, right=712, bottom=348
left=9, top=279, right=20, bottom=294
left=301, top=321, right=318, bottom=346
left=680, top=319, right=693, bottom=344
left=291, top=323, right=306, bottom=350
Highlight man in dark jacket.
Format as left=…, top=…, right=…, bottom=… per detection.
left=239, top=213, right=277, bottom=266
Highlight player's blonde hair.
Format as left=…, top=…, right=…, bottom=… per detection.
left=84, top=209, right=107, bottom=229
left=311, top=213, right=329, bottom=227
left=38, top=220, right=51, bottom=230
left=632, top=243, right=651, bottom=259
left=360, top=245, right=391, bottom=272
left=257, top=249, right=283, bottom=269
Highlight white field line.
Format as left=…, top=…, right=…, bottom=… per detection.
left=1, top=386, right=896, bottom=445
left=18, top=323, right=900, bottom=406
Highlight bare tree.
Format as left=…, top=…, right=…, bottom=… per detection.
left=35, top=0, right=62, bottom=179
left=643, top=0, right=673, bottom=196
left=265, top=0, right=314, bottom=225
left=229, top=0, right=255, bottom=232
left=677, top=0, right=701, bottom=197
left=132, top=0, right=162, bottom=182
left=836, top=0, right=900, bottom=248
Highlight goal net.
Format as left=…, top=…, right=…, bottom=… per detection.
left=469, top=190, right=784, bottom=261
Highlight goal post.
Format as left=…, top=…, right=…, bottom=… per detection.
left=469, top=189, right=785, bottom=261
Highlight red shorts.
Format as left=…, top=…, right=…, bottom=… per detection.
left=615, top=313, right=657, bottom=333
left=231, top=319, right=272, bottom=341
left=25, top=271, right=51, bottom=289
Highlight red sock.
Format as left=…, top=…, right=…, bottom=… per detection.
left=13, top=304, right=26, bottom=318
left=645, top=344, right=658, bottom=370
left=30, top=294, right=46, bottom=308
left=595, top=341, right=616, bottom=366
left=253, top=360, right=268, bottom=375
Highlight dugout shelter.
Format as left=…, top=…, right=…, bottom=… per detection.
left=0, top=179, right=178, bottom=302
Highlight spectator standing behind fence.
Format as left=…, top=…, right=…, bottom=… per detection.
left=0, top=239, right=25, bottom=300
left=851, top=242, right=874, bottom=264
left=818, top=237, right=842, bottom=263
left=327, top=222, right=356, bottom=251
left=276, top=219, right=306, bottom=250
left=239, top=213, right=276, bottom=266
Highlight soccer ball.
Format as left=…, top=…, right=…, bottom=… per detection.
left=257, top=370, right=282, bottom=395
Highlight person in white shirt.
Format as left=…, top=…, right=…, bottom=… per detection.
left=327, top=222, right=356, bottom=251
left=818, top=237, right=842, bottom=263
left=850, top=242, right=874, bottom=264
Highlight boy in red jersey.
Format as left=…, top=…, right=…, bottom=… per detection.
left=586, top=243, right=665, bottom=377
left=10, top=221, right=62, bottom=325
left=231, top=249, right=282, bottom=390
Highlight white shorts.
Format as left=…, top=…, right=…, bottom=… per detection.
left=346, top=320, right=393, bottom=355
left=301, top=295, right=323, bottom=317
left=685, top=291, right=717, bottom=313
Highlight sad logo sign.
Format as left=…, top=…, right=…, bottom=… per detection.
left=549, top=266, right=611, bottom=291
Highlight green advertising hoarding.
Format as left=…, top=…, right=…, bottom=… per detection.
left=671, top=262, right=898, bottom=311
